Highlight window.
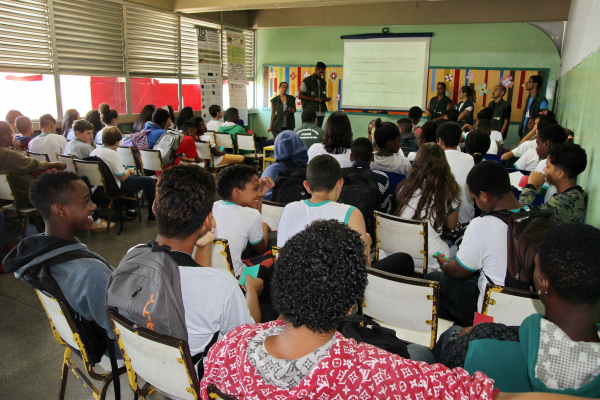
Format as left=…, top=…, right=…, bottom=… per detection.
left=182, top=78, right=201, bottom=110
left=0, top=73, right=57, bottom=120
left=130, top=77, right=179, bottom=114
left=60, top=75, right=127, bottom=115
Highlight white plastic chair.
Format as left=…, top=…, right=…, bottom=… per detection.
left=363, top=268, right=451, bottom=349
left=374, top=211, right=429, bottom=276
left=214, top=133, right=235, bottom=152
left=27, top=150, right=50, bottom=162
left=36, top=290, right=126, bottom=400
left=0, top=173, right=40, bottom=238
left=139, top=149, right=163, bottom=173
left=261, top=200, right=285, bottom=231
left=56, top=154, right=76, bottom=174
left=107, top=309, right=197, bottom=400
left=237, top=134, right=263, bottom=166
left=482, top=284, right=544, bottom=326
left=116, top=146, right=138, bottom=175
left=211, top=239, right=235, bottom=276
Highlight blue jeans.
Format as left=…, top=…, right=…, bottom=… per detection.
left=120, top=176, right=156, bottom=215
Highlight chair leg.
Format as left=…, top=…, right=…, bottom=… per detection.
left=136, top=194, right=142, bottom=223
left=107, top=200, right=113, bottom=234
left=20, top=215, right=27, bottom=239
left=58, top=355, right=69, bottom=400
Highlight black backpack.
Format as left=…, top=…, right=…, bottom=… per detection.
left=338, top=317, right=410, bottom=359
left=487, top=208, right=558, bottom=291
left=271, top=160, right=311, bottom=204
left=339, top=167, right=381, bottom=239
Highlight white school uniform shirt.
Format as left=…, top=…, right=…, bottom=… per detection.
left=28, top=133, right=68, bottom=162
left=511, top=140, right=537, bottom=158
left=397, top=189, right=460, bottom=273
left=307, top=143, right=352, bottom=168
left=206, top=120, right=222, bottom=132
left=535, top=159, right=557, bottom=203
left=445, top=149, right=475, bottom=224
left=491, top=130, right=504, bottom=145
left=277, top=200, right=356, bottom=248
left=456, top=208, right=528, bottom=313
left=212, top=201, right=264, bottom=277
left=89, top=146, right=127, bottom=188
left=514, top=148, right=540, bottom=171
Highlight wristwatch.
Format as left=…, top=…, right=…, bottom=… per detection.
left=525, top=183, right=536, bottom=190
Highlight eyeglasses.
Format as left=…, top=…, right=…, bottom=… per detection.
left=527, top=81, right=534, bottom=84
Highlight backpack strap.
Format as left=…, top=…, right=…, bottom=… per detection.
left=192, top=331, right=220, bottom=379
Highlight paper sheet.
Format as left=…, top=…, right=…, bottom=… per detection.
left=197, top=28, right=221, bottom=78
left=509, top=171, right=525, bottom=188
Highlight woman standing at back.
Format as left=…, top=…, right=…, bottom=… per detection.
left=268, top=82, right=296, bottom=139
left=307, top=111, right=353, bottom=167
left=394, top=143, right=461, bottom=273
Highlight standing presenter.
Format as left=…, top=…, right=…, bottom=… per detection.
left=298, top=62, right=331, bottom=127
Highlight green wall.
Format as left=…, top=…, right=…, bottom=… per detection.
left=557, top=49, right=600, bottom=228
left=250, top=23, right=560, bottom=149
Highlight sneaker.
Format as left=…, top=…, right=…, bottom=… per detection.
left=126, top=210, right=138, bottom=220
left=147, top=214, right=156, bottom=223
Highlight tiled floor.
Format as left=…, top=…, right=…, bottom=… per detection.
left=0, top=213, right=169, bottom=400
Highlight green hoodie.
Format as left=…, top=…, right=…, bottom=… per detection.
left=218, top=123, right=250, bottom=154
left=464, top=314, right=600, bottom=396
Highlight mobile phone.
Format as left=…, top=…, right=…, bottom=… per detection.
left=433, top=252, right=451, bottom=261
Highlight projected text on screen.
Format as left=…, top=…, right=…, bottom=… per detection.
left=341, top=38, right=430, bottom=111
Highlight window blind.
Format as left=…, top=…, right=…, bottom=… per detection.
left=0, top=0, right=53, bottom=73
left=125, top=5, right=178, bottom=78
left=53, top=0, right=124, bottom=76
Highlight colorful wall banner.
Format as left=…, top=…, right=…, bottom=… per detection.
left=263, top=65, right=550, bottom=121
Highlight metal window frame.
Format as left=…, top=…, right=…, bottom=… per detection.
left=2, top=0, right=256, bottom=120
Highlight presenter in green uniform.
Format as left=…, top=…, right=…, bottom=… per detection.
left=488, top=84, right=512, bottom=139
left=298, top=62, right=331, bottom=127
left=456, top=86, right=476, bottom=128
left=268, top=81, right=296, bottom=139
left=426, top=82, right=453, bottom=121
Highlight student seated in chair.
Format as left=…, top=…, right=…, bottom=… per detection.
left=196, top=117, right=244, bottom=167
left=64, top=120, right=95, bottom=159
left=121, top=164, right=262, bottom=356
left=427, top=161, right=524, bottom=326
left=349, top=137, right=390, bottom=212
left=89, top=127, right=156, bottom=222
left=218, top=107, right=246, bottom=153
left=213, top=165, right=274, bottom=278
left=439, top=223, right=600, bottom=396
left=200, top=219, right=501, bottom=400
left=0, top=122, right=66, bottom=208
left=28, top=114, right=68, bottom=162
left=14, top=116, right=34, bottom=151
left=519, top=143, right=587, bottom=224
left=370, top=119, right=412, bottom=177
left=4, top=171, right=118, bottom=356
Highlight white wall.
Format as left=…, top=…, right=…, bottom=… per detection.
left=560, top=0, right=600, bottom=77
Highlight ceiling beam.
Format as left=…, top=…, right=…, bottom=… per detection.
left=174, top=0, right=421, bottom=13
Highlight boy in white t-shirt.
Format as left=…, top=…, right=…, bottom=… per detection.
left=206, top=104, right=223, bottom=132
left=28, top=114, right=67, bottom=162
left=89, top=127, right=156, bottom=222
left=426, top=161, right=525, bottom=326
left=212, top=165, right=273, bottom=277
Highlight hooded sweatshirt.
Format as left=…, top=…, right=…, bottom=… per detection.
left=3, top=235, right=115, bottom=338
left=200, top=320, right=500, bottom=400
left=371, top=152, right=412, bottom=177
left=261, top=131, right=308, bottom=201
left=144, top=121, right=166, bottom=149
left=463, top=314, right=600, bottom=396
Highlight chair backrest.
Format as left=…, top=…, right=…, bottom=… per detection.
left=204, top=131, right=215, bottom=140
left=482, top=284, right=544, bottom=326
left=483, top=154, right=502, bottom=163
left=236, top=135, right=255, bottom=153
left=215, top=133, right=234, bottom=151
left=261, top=200, right=285, bottom=231
left=74, top=160, right=106, bottom=187
left=117, top=146, right=137, bottom=169
left=107, top=309, right=199, bottom=400
left=363, top=268, right=440, bottom=349
left=139, top=149, right=163, bottom=171
left=36, top=290, right=80, bottom=351
left=0, top=174, right=15, bottom=202
left=382, top=171, right=406, bottom=195
left=211, top=239, right=235, bottom=276
left=56, top=154, right=76, bottom=173
left=271, top=246, right=280, bottom=260
left=27, top=150, right=50, bottom=162
left=374, top=211, right=428, bottom=275
left=195, top=142, right=213, bottom=161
